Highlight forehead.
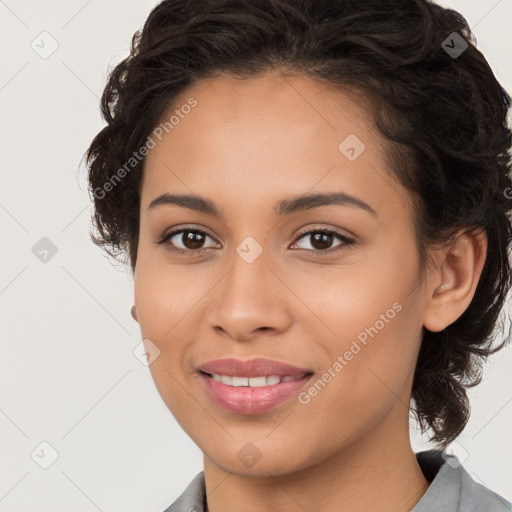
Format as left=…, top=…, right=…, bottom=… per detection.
left=187, top=71, right=366, bottom=119
left=141, top=71, right=410, bottom=219
left=164, top=71, right=374, bottom=143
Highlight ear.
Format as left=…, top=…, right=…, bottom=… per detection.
left=131, top=304, right=139, bottom=323
left=423, top=227, right=487, bottom=332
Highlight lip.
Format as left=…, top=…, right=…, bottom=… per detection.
left=198, top=357, right=312, bottom=378
left=197, top=358, right=314, bottom=415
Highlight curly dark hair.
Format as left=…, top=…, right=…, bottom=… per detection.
left=83, top=0, right=512, bottom=448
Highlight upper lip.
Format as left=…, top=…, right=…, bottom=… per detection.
left=198, top=358, right=313, bottom=378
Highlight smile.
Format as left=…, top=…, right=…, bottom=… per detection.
left=198, top=371, right=314, bottom=415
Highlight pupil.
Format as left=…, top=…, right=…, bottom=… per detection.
left=312, top=232, right=332, bottom=250
left=184, top=231, right=204, bottom=249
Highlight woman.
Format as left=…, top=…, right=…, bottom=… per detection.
left=84, top=0, right=512, bottom=510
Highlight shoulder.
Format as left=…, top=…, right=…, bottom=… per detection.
left=457, top=464, right=511, bottom=511
left=161, top=471, right=206, bottom=512
left=414, top=450, right=511, bottom=512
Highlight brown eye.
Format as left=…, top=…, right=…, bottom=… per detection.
left=157, top=229, right=219, bottom=255
left=177, top=231, right=207, bottom=250
left=292, top=229, right=355, bottom=254
left=310, top=232, right=335, bottom=251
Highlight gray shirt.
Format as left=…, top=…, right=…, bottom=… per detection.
left=162, top=450, right=511, bottom=511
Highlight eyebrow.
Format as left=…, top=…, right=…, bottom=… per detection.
left=147, top=191, right=377, bottom=218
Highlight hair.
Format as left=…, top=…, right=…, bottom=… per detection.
left=84, top=0, right=512, bottom=449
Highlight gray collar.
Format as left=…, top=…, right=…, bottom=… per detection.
left=163, top=450, right=511, bottom=512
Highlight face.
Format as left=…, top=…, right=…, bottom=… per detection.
left=134, top=71, right=431, bottom=476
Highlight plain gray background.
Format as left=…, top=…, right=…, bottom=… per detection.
left=1, top=1, right=511, bottom=510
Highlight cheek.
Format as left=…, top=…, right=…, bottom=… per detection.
left=290, top=247, right=422, bottom=406
left=286, top=253, right=418, bottom=349
left=336, top=303, right=420, bottom=393
left=134, top=261, right=200, bottom=417
left=133, top=251, right=209, bottom=339
left=133, top=252, right=220, bottom=408
left=306, top=300, right=419, bottom=400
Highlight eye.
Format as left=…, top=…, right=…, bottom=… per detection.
left=290, top=228, right=355, bottom=254
left=156, top=228, right=219, bottom=256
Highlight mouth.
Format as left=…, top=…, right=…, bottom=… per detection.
left=198, top=370, right=314, bottom=415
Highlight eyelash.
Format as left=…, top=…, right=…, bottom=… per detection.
left=156, top=227, right=356, bottom=257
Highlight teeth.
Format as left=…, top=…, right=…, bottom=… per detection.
left=266, top=375, right=281, bottom=386
left=245, top=376, right=266, bottom=387
left=232, top=376, right=249, bottom=386
left=210, top=373, right=303, bottom=387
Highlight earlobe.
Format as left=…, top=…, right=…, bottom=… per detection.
left=131, top=304, right=139, bottom=323
left=422, top=228, right=487, bottom=333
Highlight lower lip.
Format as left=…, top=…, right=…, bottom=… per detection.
left=198, top=372, right=313, bottom=415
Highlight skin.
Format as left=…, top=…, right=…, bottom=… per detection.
left=132, top=70, right=487, bottom=512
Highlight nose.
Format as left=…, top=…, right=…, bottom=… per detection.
left=206, top=248, right=293, bottom=342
